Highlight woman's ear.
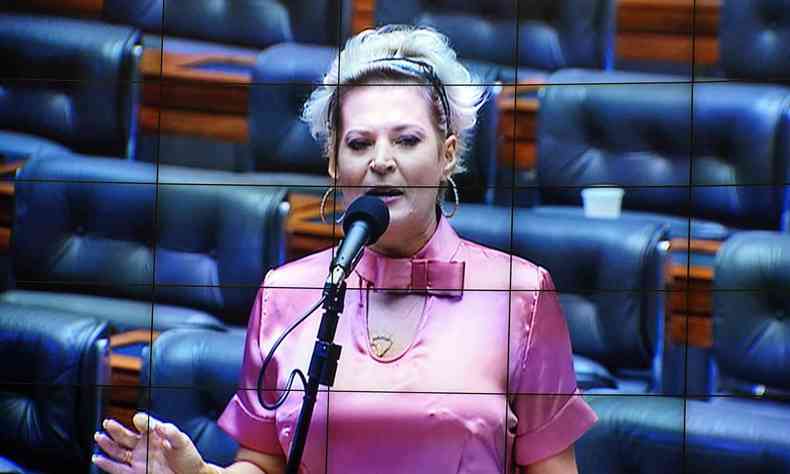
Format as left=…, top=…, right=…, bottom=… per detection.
left=327, top=154, right=337, bottom=179
left=441, top=135, right=458, bottom=179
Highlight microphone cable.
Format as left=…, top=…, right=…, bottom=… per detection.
left=256, top=294, right=326, bottom=410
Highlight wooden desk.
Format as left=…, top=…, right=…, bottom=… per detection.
left=139, top=49, right=255, bottom=143
left=286, top=193, right=343, bottom=261
left=352, top=0, right=376, bottom=35
left=617, top=0, right=720, bottom=66
left=665, top=238, right=720, bottom=349
left=498, top=83, right=541, bottom=173
left=108, top=329, right=160, bottom=428
left=0, top=161, right=25, bottom=254
left=13, top=0, right=104, bottom=18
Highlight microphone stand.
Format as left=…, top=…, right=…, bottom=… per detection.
left=285, top=268, right=347, bottom=474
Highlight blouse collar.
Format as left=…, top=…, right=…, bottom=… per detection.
left=354, top=216, right=465, bottom=297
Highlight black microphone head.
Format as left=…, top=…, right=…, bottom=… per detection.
left=343, top=196, right=390, bottom=245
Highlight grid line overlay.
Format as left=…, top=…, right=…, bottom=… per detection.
left=3, top=2, right=787, bottom=473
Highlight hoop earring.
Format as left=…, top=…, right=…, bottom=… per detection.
left=320, top=187, right=345, bottom=224
left=439, top=176, right=460, bottom=218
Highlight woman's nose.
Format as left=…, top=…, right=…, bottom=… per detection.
left=369, top=143, right=396, bottom=173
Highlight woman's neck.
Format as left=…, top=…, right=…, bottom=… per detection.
left=369, top=213, right=439, bottom=258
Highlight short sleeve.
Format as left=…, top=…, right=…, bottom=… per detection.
left=510, top=267, right=598, bottom=466
left=217, top=271, right=284, bottom=456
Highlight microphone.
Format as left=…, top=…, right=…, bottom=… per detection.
left=328, top=196, right=390, bottom=285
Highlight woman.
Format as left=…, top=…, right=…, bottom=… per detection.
left=93, top=25, right=596, bottom=474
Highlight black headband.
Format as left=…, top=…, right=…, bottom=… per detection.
left=326, top=57, right=453, bottom=137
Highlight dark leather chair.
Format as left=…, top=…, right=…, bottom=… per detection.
left=0, top=13, right=142, bottom=161
left=2, top=154, right=287, bottom=331
left=577, top=395, right=790, bottom=474
left=374, top=0, right=616, bottom=82
left=102, top=0, right=349, bottom=54
left=248, top=45, right=500, bottom=203
left=651, top=231, right=790, bottom=473
left=97, top=1, right=349, bottom=171
left=451, top=205, right=669, bottom=393
left=720, top=0, right=790, bottom=82
left=141, top=327, right=246, bottom=466
left=531, top=68, right=790, bottom=241
left=710, top=231, right=790, bottom=398
left=0, top=309, right=110, bottom=474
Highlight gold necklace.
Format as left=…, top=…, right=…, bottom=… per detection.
left=370, top=334, right=395, bottom=358
left=367, top=293, right=426, bottom=359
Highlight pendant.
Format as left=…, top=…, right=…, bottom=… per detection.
left=370, top=335, right=394, bottom=358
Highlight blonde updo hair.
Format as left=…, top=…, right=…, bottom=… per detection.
left=301, top=25, right=488, bottom=179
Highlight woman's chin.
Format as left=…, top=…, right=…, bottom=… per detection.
left=379, top=198, right=410, bottom=223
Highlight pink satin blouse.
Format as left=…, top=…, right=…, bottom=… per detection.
left=218, top=217, right=597, bottom=473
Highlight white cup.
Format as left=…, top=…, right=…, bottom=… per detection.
left=581, top=187, right=625, bottom=219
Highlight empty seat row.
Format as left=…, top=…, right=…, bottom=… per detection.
left=8, top=0, right=790, bottom=82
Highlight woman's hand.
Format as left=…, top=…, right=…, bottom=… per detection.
left=93, top=412, right=215, bottom=474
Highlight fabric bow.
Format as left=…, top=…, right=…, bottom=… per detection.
left=357, top=257, right=465, bottom=298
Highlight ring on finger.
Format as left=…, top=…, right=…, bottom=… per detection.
left=123, top=449, right=133, bottom=465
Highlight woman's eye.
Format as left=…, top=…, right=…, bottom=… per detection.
left=396, top=136, right=420, bottom=147
left=347, top=140, right=371, bottom=151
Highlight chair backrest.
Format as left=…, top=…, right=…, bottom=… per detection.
left=0, top=309, right=109, bottom=473
left=720, top=0, right=790, bottom=81
left=13, top=155, right=287, bottom=325
left=0, top=13, right=141, bottom=159
left=249, top=44, right=338, bottom=178
left=578, top=395, right=790, bottom=473
left=713, top=231, right=790, bottom=395
left=142, top=328, right=245, bottom=466
left=375, top=0, right=615, bottom=73
left=451, top=204, right=668, bottom=372
left=249, top=44, right=500, bottom=203
left=102, top=0, right=350, bottom=48
left=537, top=69, right=790, bottom=231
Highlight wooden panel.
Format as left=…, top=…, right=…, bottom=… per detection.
left=666, top=257, right=714, bottom=348
left=617, top=32, right=719, bottom=65
left=669, top=264, right=714, bottom=284
left=669, top=238, right=722, bottom=255
left=618, top=0, right=719, bottom=35
left=286, top=193, right=343, bottom=260
left=497, top=88, right=540, bottom=172
left=668, top=288, right=713, bottom=316
left=499, top=142, right=537, bottom=171
left=0, top=227, right=9, bottom=255
left=20, top=0, right=104, bottom=17
left=140, top=50, right=254, bottom=85
left=143, top=81, right=249, bottom=115
left=107, top=331, right=161, bottom=429
left=139, top=49, right=253, bottom=140
left=352, top=0, right=376, bottom=34
left=617, top=0, right=720, bottom=65
left=0, top=161, right=25, bottom=176
left=669, top=314, right=713, bottom=348
left=105, top=403, right=137, bottom=430
left=499, top=107, right=538, bottom=140
left=139, top=106, right=249, bottom=142
left=0, top=182, right=14, bottom=197
left=110, top=329, right=158, bottom=348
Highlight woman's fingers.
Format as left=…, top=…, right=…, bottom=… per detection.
left=154, top=422, right=189, bottom=450
left=102, top=418, right=141, bottom=450
left=131, top=412, right=163, bottom=436
left=94, top=432, right=133, bottom=465
left=91, top=453, right=131, bottom=474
